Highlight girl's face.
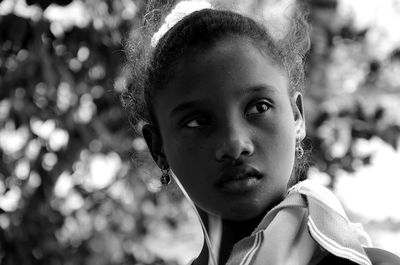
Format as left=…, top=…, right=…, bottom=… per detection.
left=144, top=37, right=305, bottom=221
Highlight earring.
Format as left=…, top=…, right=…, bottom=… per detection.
left=160, top=168, right=171, bottom=186
left=296, top=139, right=304, bottom=159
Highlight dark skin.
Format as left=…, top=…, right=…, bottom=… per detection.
left=143, top=37, right=305, bottom=264
left=191, top=208, right=267, bottom=264
left=198, top=210, right=278, bottom=265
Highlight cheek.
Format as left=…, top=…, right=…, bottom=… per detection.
left=166, top=135, right=206, bottom=158
left=163, top=135, right=209, bottom=180
left=260, top=133, right=295, bottom=171
left=277, top=122, right=296, bottom=160
left=276, top=118, right=297, bottom=177
left=163, top=137, right=218, bottom=210
left=258, top=113, right=297, bottom=168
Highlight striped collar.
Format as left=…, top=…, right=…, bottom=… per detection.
left=205, top=180, right=373, bottom=265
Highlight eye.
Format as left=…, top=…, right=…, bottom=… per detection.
left=245, top=101, right=271, bottom=117
left=185, top=116, right=209, bottom=128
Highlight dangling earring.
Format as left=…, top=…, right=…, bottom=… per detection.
left=160, top=168, right=171, bottom=186
left=296, top=139, right=304, bottom=159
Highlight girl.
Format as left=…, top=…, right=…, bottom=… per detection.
left=122, top=1, right=400, bottom=264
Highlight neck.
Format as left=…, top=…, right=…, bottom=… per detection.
left=218, top=214, right=265, bottom=264
left=194, top=192, right=286, bottom=265
left=195, top=211, right=266, bottom=265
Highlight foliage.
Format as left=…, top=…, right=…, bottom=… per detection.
left=306, top=0, right=400, bottom=186
left=0, top=0, right=180, bottom=264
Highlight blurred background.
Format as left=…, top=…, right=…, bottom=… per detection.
left=0, top=0, right=399, bottom=264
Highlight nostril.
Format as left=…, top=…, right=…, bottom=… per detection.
left=241, top=148, right=252, bottom=156
left=215, top=140, right=254, bottom=161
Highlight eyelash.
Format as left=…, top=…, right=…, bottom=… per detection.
left=245, top=100, right=272, bottom=117
left=183, top=115, right=210, bottom=128
left=183, top=100, right=273, bottom=128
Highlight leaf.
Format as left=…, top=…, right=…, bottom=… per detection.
left=0, top=14, right=30, bottom=51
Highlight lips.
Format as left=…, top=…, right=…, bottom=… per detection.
left=215, top=165, right=263, bottom=189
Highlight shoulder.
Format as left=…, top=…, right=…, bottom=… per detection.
left=317, top=248, right=400, bottom=265
left=365, top=247, right=400, bottom=265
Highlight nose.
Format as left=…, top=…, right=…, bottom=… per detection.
left=215, top=124, right=254, bottom=162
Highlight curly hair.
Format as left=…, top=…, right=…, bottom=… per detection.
left=121, top=1, right=311, bottom=181
left=122, top=1, right=310, bottom=129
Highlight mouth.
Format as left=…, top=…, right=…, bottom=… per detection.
left=215, top=165, right=263, bottom=193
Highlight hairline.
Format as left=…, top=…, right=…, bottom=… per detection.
left=148, top=33, right=296, bottom=127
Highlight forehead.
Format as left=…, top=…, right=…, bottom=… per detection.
left=156, top=37, right=289, bottom=107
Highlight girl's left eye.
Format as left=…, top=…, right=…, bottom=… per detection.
left=245, top=101, right=271, bottom=116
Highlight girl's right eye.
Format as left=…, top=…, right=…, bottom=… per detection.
left=184, top=116, right=209, bottom=128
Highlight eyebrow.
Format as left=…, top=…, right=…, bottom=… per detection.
left=170, top=100, right=208, bottom=117
left=169, top=85, right=277, bottom=116
left=238, top=85, right=278, bottom=96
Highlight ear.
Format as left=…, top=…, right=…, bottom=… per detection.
left=292, top=92, right=306, bottom=140
left=142, top=124, right=169, bottom=169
